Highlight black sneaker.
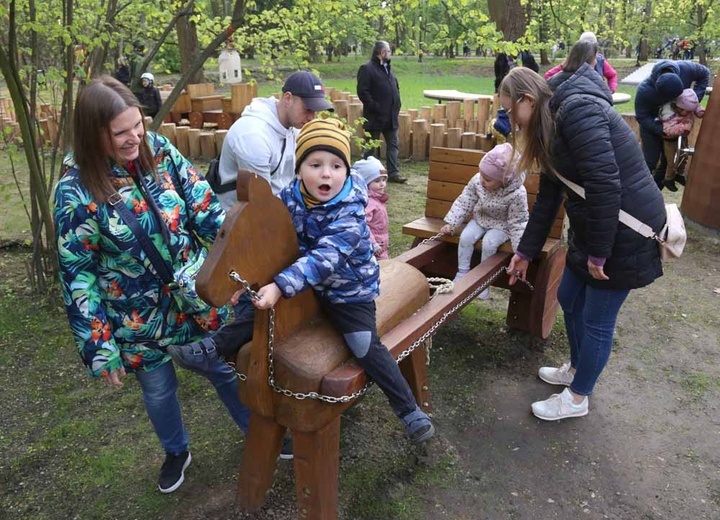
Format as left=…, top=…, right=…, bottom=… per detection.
left=676, top=174, right=687, bottom=186
left=279, top=436, right=293, bottom=460
left=158, top=451, right=191, bottom=493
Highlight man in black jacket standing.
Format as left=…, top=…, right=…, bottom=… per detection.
left=357, top=41, right=407, bottom=183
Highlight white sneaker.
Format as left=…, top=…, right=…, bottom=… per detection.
left=538, top=362, right=574, bottom=386
left=477, top=288, right=490, bottom=300
left=531, top=388, right=588, bottom=421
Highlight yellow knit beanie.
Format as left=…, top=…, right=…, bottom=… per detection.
left=295, top=118, right=352, bottom=172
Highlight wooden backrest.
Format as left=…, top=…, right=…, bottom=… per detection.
left=427, top=147, right=565, bottom=239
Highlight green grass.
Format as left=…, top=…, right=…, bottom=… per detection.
left=255, top=55, right=645, bottom=114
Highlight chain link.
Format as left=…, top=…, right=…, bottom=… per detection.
left=226, top=259, right=532, bottom=403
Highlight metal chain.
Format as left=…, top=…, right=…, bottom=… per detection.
left=226, top=259, right=533, bottom=403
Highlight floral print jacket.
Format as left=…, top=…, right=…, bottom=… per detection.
left=53, top=133, right=227, bottom=377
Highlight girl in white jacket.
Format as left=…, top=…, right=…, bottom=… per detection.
left=440, top=143, right=529, bottom=299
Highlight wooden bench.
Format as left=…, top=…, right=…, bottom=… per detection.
left=402, top=146, right=567, bottom=341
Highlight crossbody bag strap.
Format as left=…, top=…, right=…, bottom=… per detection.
left=268, top=137, right=287, bottom=176
left=108, top=191, right=175, bottom=284
left=553, top=171, right=658, bottom=239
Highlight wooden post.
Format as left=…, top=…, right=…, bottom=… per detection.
left=412, top=119, right=428, bottom=161
left=432, top=104, right=446, bottom=123
left=477, top=134, right=495, bottom=152
left=231, top=83, right=256, bottom=113
left=461, top=132, right=476, bottom=149
left=398, top=113, right=412, bottom=158
left=200, top=132, right=216, bottom=160
left=407, top=109, right=419, bottom=123
left=463, top=99, right=475, bottom=122
left=188, top=128, right=201, bottom=159
left=419, top=106, right=432, bottom=121
left=447, top=127, right=462, bottom=149
left=429, top=123, right=446, bottom=149
left=492, top=94, right=500, bottom=118
left=215, top=129, right=228, bottom=152
left=348, top=102, right=365, bottom=156
left=159, top=123, right=177, bottom=146
left=681, top=73, right=720, bottom=229
left=144, top=116, right=153, bottom=127
left=333, top=99, right=348, bottom=121
left=446, top=101, right=461, bottom=128
left=477, top=98, right=491, bottom=133
left=175, top=126, right=190, bottom=157
left=621, top=113, right=639, bottom=140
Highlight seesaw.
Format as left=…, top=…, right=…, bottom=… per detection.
left=195, top=169, right=522, bottom=519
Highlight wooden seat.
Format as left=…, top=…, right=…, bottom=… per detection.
left=402, top=147, right=567, bottom=341
left=403, top=146, right=565, bottom=256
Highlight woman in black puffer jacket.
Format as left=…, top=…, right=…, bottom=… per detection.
left=499, top=41, right=666, bottom=421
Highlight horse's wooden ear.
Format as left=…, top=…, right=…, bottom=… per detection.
left=237, top=168, right=274, bottom=203
left=235, top=169, right=255, bottom=202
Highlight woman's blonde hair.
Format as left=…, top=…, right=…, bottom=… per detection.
left=498, top=67, right=555, bottom=175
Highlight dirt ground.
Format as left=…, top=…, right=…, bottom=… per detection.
left=158, top=190, right=720, bottom=520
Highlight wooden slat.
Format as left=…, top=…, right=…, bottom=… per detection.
left=426, top=179, right=466, bottom=203
left=428, top=161, right=479, bottom=183
left=425, top=199, right=453, bottom=219
left=430, top=147, right=485, bottom=167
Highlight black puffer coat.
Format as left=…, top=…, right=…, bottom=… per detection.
left=518, top=63, right=665, bottom=290
left=356, top=57, right=401, bottom=131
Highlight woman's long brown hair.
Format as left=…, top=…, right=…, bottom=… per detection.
left=72, top=75, right=155, bottom=201
left=499, top=67, right=555, bottom=176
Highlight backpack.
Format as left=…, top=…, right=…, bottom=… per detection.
left=206, top=137, right=287, bottom=195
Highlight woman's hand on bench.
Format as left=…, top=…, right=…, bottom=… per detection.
left=508, top=254, right=529, bottom=286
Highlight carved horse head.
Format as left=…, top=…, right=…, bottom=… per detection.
left=196, top=169, right=299, bottom=307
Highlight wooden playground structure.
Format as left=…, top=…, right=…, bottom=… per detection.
left=195, top=152, right=566, bottom=518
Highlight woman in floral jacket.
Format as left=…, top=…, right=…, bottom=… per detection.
left=53, top=76, right=249, bottom=494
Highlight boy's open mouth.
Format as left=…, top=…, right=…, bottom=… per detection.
left=318, top=184, right=332, bottom=194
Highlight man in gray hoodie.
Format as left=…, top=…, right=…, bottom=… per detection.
left=215, top=71, right=333, bottom=211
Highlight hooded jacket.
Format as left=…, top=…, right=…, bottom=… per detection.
left=54, top=133, right=228, bottom=377
left=274, top=172, right=380, bottom=303
left=217, top=96, right=297, bottom=210
left=366, top=189, right=390, bottom=259
left=635, top=60, right=710, bottom=137
left=357, top=56, right=401, bottom=131
left=444, top=171, right=529, bottom=251
left=520, top=63, right=665, bottom=290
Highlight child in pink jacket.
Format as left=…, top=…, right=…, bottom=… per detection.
left=354, top=156, right=390, bottom=259
left=659, top=88, right=703, bottom=191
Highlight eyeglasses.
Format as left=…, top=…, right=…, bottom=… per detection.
left=502, top=96, right=526, bottom=115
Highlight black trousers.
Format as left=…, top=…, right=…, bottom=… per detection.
left=321, top=300, right=417, bottom=418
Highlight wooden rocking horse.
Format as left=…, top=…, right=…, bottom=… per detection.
left=195, top=170, right=438, bottom=519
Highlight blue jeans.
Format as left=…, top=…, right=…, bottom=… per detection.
left=169, top=333, right=251, bottom=434
left=557, top=267, right=630, bottom=396
left=136, top=360, right=189, bottom=454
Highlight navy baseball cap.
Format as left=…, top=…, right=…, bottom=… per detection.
left=282, top=71, right=334, bottom=112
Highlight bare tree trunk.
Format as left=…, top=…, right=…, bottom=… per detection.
left=487, top=0, right=526, bottom=41
left=86, top=0, right=119, bottom=80
left=176, top=0, right=204, bottom=84
left=696, top=4, right=707, bottom=66
left=636, top=0, right=652, bottom=65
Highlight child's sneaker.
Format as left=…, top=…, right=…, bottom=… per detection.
left=538, top=362, right=574, bottom=386
left=400, top=406, right=435, bottom=444
left=278, top=436, right=294, bottom=460
left=531, top=388, right=588, bottom=421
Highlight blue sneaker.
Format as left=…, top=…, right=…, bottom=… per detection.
left=400, top=406, right=435, bottom=444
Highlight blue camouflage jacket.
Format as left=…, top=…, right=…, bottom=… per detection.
left=53, top=133, right=228, bottom=377
left=274, top=172, right=380, bottom=303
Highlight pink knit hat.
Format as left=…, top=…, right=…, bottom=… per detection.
left=479, top=143, right=517, bottom=185
left=675, top=88, right=699, bottom=112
